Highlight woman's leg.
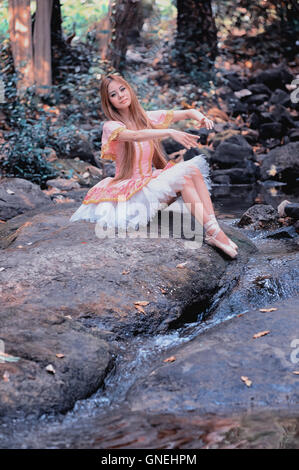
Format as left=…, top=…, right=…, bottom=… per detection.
left=181, top=171, right=235, bottom=246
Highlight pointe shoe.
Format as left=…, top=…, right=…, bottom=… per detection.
left=204, top=218, right=238, bottom=259
left=207, top=215, right=239, bottom=251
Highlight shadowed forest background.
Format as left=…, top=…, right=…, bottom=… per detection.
left=0, top=0, right=298, bottom=194
left=1, top=1, right=299, bottom=450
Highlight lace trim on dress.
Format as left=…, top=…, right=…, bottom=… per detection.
left=82, top=160, right=177, bottom=204
left=152, top=110, right=174, bottom=129
left=100, top=126, right=126, bottom=160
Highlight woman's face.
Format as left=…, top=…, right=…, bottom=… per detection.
left=107, top=80, right=131, bottom=110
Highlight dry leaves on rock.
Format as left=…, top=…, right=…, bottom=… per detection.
left=253, top=330, right=270, bottom=339
left=134, top=300, right=150, bottom=314
left=259, top=308, right=277, bottom=312
left=176, top=261, right=188, bottom=269
left=241, top=376, right=252, bottom=387
left=163, top=356, right=176, bottom=363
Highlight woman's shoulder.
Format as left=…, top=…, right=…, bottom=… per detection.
left=103, top=119, right=127, bottom=129
left=146, top=109, right=174, bottom=128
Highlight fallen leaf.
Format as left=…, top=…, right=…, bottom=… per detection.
left=164, top=356, right=176, bottom=363
left=176, top=262, right=188, bottom=269
left=55, top=354, right=65, bottom=359
left=241, top=376, right=252, bottom=387
left=135, top=305, right=146, bottom=314
left=259, top=308, right=277, bottom=312
left=3, top=371, right=10, bottom=382
left=45, top=364, right=56, bottom=374
left=253, top=330, right=270, bottom=339
left=267, top=165, right=277, bottom=177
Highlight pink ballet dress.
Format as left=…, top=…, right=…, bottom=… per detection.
left=69, top=109, right=212, bottom=230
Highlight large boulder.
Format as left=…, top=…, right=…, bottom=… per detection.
left=0, top=199, right=256, bottom=418
left=0, top=178, right=53, bottom=222
left=238, top=204, right=280, bottom=230
left=259, top=142, right=299, bottom=184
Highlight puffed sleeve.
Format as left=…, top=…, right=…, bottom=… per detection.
left=146, top=109, right=174, bottom=129
left=100, top=120, right=127, bottom=160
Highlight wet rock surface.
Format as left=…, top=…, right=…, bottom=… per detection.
left=126, top=295, right=299, bottom=415
left=0, top=195, right=255, bottom=419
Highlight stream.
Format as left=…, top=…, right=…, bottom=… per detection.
left=0, top=183, right=298, bottom=449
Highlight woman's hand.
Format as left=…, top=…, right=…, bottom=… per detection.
left=188, top=109, right=214, bottom=130
left=168, top=129, right=200, bottom=150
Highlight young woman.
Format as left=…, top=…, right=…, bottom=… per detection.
left=70, top=74, right=238, bottom=259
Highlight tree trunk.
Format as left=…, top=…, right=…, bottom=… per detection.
left=176, top=0, right=218, bottom=70
left=8, top=0, right=34, bottom=94
left=108, top=0, right=142, bottom=70
left=33, top=0, right=53, bottom=95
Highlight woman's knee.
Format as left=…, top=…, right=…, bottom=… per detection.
left=191, top=167, right=205, bottom=181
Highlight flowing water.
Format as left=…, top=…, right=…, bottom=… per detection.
left=0, top=184, right=298, bottom=449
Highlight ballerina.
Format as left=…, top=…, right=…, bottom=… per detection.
left=69, top=74, right=238, bottom=258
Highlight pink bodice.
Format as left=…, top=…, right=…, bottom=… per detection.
left=82, top=109, right=176, bottom=204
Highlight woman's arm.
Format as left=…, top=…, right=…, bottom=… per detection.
left=172, top=109, right=214, bottom=130
left=117, top=128, right=200, bottom=150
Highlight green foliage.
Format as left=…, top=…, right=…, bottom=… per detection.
left=0, top=0, right=9, bottom=39
left=60, top=0, right=108, bottom=38
left=0, top=74, right=58, bottom=188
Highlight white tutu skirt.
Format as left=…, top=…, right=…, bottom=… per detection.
left=69, top=154, right=212, bottom=230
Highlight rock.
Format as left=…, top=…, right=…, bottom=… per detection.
left=56, top=132, right=96, bottom=165
left=284, top=203, right=299, bottom=220
left=259, top=142, right=299, bottom=184
left=42, top=147, right=58, bottom=162
left=247, top=83, right=272, bottom=96
left=246, top=93, right=269, bottom=106
left=212, top=174, right=231, bottom=185
left=251, top=66, right=294, bottom=91
left=265, top=226, right=298, bottom=239
left=269, top=89, right=291, bottom=107
left=238, top=204, right=280, bottom=230
left=277, top=199, right=292, bottom=217
left=50, top=158, right=103, bottom=187
left=0, top=202, right=256, bottom=418
left=211, top=134, right=255, bottom=169
left=272, top=104, right=297, bottom=130
left=0, top=178, right=53, bottom=222
left=227, top=97, right=248, bottom=116
left=288, top=129, right=299, bottom=142
left=224, top=72, right=248, bottom=91
left=0, top=304, right=113, bottom=419
left=241, top=128, right=259, bottom=146
left=212, top=167, right=256, bottom=184
left=46, top=178, right=80, bottom=191
left=259, top=122, right=283, bottom=140
left=210, top=129, right=241, bottom=148
left=234, top=89, right=252, bottom=100
left=126, top=296, right=299, bottom=415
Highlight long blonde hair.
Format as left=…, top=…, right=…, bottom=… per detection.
left=100, top=74, right=169, bottom=183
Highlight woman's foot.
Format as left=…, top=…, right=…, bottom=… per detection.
left=206, top=214, right=239, bottom=251
left=204, top=217, right=238, bottom=259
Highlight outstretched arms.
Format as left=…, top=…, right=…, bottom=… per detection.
left=172, top=109, right=214, bottom=130
left=117, top=128, right=200, bottom=150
